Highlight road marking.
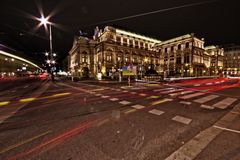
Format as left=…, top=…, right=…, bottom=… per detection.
left=200, top=104, right=214, bottom=110
left=19, top=97, right=36, bottom=103
left=148, top=109, right=164, bottom=116
left=179, top=101, right=192, bottom=105
left=213, top=97, right=237, bottom=109
left=151, top=98, right=173, bottom=105
left=131, top=104, right=145, bottom=110
left=160, top=89, right=184, bottom=94
left=194, top=84, right=200, bottom=86
left=0, top=101, right=10, bottom=106
left=23, top=85, right=29, bottom=88
left=119, top=101, right=131, bottom=105
left=95, top=94, right=102, bottom=96
left=139, top=93, right=147, bottom=96
left=213, top=125, right=240, bottom=134
left=172, top=115, right=192, bottom=124
left=194, top=95, right=219, bottom=104
left=169, top=90, right=194, bottom=97
left=206, top=83, right=213, bottom=85
left=153, top=88, right=173, bottom=92
left=124, top=109, right=137, bottom=114
left=96, top=119, right=110, bottom=127
left=110, top=98, right=119, bottom=101
left=131, top=92, right=137, bottom=94
left=215, top=81, right=220, bottom=84
left=101, top=95, right=110, bottom=98
left=179, top=92, right=205, bottom=100
left=221, top=80, right=225, bottom=83
left=116, top=89, right=121, bottom=91
left=0, top=130, right=52, bottom=154
left=165, top=102, right=240, bottom=160
left=123, top=90, right=129, bottom=93
left=147, top=95, right=160, bottom=99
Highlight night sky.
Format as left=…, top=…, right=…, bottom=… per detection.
left=0, top=0, right=239, bottom=66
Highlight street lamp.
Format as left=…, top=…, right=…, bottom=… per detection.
left=37, top=15, right=55, bottom=80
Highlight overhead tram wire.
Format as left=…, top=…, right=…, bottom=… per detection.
left=85, top=0, right=218, bottom=27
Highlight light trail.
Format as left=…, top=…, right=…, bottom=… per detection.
left=88, top=0, right=218, bottom=26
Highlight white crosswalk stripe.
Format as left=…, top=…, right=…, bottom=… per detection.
left=101, top=96, right=110, bottom=98
left=110, top=98, right=119, bottom=101
left=179, top=101, right=192, bottom=105
left=213, top=97, right=237, bottom=109
left=131, top=104, right=145, bottom=109
left=172, top=115, right=192, bottom=124
left=153, top=88, right=174, bottom=92
left=160, top=89, right=184, bottom=94
left=119, top=101, right=131, bottom=105
left=169, top=90, right=195, bottom=97
left=200, top=104, right=214, bottom=110
left=149, top=109, right=164, bottom=116
left=194, top=95, right=219, bottom=104
left=179, top=92, right=205, bottom=100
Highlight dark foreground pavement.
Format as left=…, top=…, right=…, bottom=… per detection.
left=0, top=78, right=239, bottom=160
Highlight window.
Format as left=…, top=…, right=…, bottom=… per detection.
left=186, top=42, right=189, bottom=48
left=123, top=38, right=127, bottom=46
left=184, top=54, right=190, bottom=63
left=116, top=36, right=121, bottom=45
left=178, top=44, right=181, bottom=50
left=165, top=48, right=168, bottom=53
left=82, top=52, right=87, bottom=63
left=171, top=46, right=174, bottom=51
left=176, top=56, right=181, bottom=64
left=129, top=40, right=133, bottom=47
left=106, top=54, right=112, bottom=62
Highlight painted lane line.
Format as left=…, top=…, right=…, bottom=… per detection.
left=19, top=97, right=36, bottom=103
left=123, top=90, right=129, bottom=93
left=0, top=130, right=52, bottom=154
left=179, top=101, right=192, bottom=105
left=160, top=89, right=184, bottom=94
left=119, top=101, right=131, bottom=105
left=213, top=97, right=237, bottom=109
left=124, top=109, right=137, bottom=114
left=147, top=95, right=161, bottom=99
left=23, top=85, right=29, bottom=88
left=148, top=109, right=164, bottom=116
left=130, top=92, right=137, bottom=94
left=194, top=95, right=219, bottom=104
left=200, top=104, right=214, bottom=110
left=213, top=125, right=240, bottom=134
left=179, top=92, right=205, bottom=100
left=194, top=84, right=201, bottom=86
left=101, top=96, right=110, bottom=98
left=151, top=98, right=173, bottom=106
left=95, top=94, right=102, bottom=96
left=172, top=115, right=192, bottom=125
left=153, top=88, right=174, bottom=92
left=139, top=93, right=147, bottom=96
left=0, top=101, right=10, bottom=106
left=110, top=98, right=119, bottom=101
left=215, top=81, right=220, bottom=84
left=131, top=104, right=145, bottom=110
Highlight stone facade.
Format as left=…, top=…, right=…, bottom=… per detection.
left=223, top=44, right=240, bottom=76
left=68, top=26, right=224, bottom=78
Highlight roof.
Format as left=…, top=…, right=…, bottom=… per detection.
left=113, top=27, right=161, bottom=43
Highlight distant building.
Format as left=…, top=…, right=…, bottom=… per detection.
left=205, top=45, right=224, bottom=76
left=68, top=26, right=224, bottom=78
left=223, top=44, right=240, bottom=76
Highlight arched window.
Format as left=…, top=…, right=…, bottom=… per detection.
left=178, top=44, right=181, bottom=50
left=186, top=42, right=189, bottom=48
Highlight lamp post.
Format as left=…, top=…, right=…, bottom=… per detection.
left=38, top=16, right=55, bottom=81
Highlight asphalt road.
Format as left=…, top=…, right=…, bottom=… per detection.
left=0, top=77, right=239, bottom=160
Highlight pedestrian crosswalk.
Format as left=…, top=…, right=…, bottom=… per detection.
left=193, top=95, right=219, bottom=104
